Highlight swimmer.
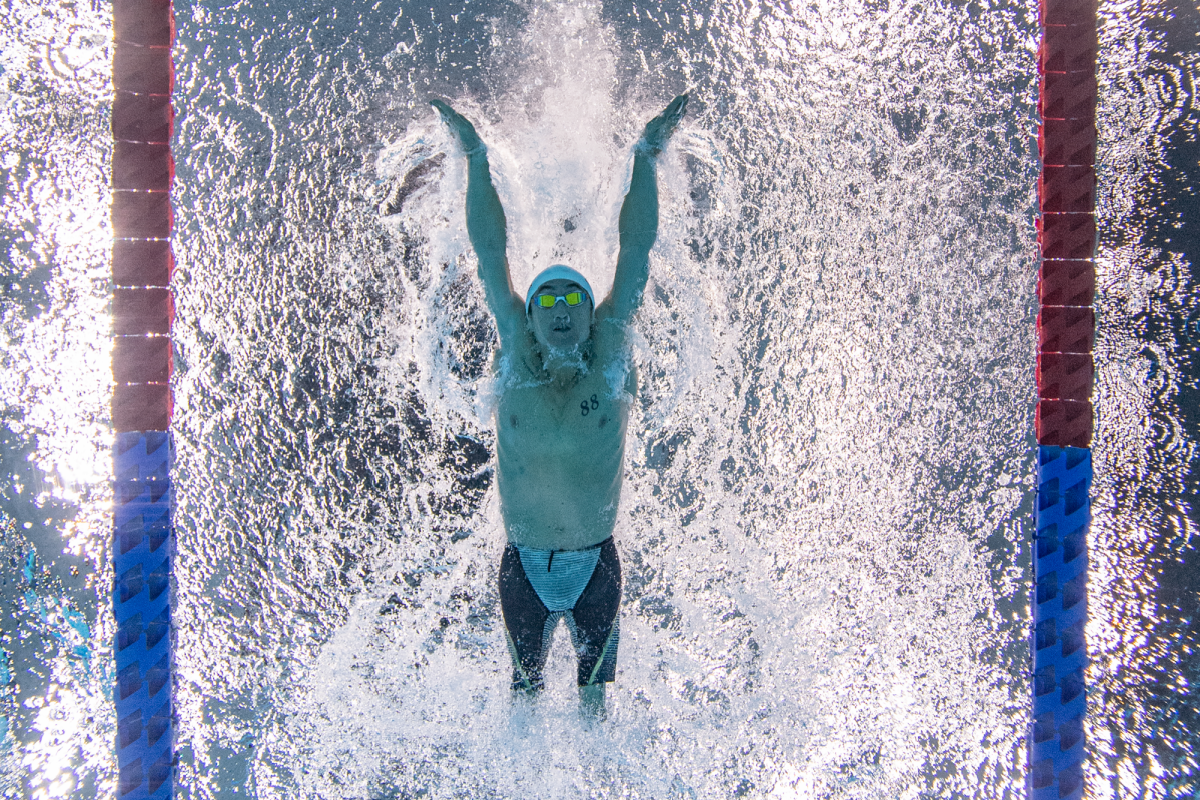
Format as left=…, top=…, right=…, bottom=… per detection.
left=433, top=94, right=687, bottom=719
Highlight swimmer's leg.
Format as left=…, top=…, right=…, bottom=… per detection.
left=570, top=539, right=622, bottom=717
left=499, top=544, right=552, bottom=695
left=579, top=682, right=606, bottom=720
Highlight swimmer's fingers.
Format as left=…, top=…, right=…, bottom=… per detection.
left=431, top=98, right=486, bottom=155
left=431, top=99, right=482, bottom=146
left=658, top=93, right=688, bottom=129
left=639, top=93, right=689, bottom=156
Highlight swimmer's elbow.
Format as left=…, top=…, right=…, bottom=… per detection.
left=618, top=229, right=657, bottom=254
left=473, top=240, right=507, bottom=265
left=614, top=248, right=651, bottom=284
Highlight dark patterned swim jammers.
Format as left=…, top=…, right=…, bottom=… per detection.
left=498, top=537, right=621, bottom=692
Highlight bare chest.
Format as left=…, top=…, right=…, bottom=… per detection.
left=497, top=369, right=627, bottom=455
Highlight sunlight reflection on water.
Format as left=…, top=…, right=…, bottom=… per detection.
left=0, top=1, right=116, bottom=797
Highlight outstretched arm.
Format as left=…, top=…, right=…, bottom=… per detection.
left=605, top=95, right=688, bottom=325
left=431, top=99, right=524, bottom=341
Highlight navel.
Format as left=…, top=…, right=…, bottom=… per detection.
left=598, top=414, right=608, bottom=428
left=510, top=415, right=519, bottom=428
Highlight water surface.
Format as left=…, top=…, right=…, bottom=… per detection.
left=0, top=0, right=1196, bottom=798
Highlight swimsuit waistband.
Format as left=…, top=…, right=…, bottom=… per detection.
left=507, top=536, right=613, bottom=557
left=509, top=538, right=612, bottom=611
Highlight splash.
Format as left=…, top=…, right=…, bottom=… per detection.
left=233, top=0, right=1038, bottom=797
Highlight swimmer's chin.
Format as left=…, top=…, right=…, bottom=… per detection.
left=539, top=344, right=590, bottom=371
left=545, top=328, right=583, bottom=345
left=538, top=333, right=587, bottom=352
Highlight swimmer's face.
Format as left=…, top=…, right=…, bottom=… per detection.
left=528, top=278, right=593, bottom=351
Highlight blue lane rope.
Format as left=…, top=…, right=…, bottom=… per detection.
left=1030, top=445, right=1090, bottom=799
left=113, top=431, right=174, bottom=799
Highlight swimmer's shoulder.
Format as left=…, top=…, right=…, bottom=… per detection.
left=591, top=296, right=636, bottom=350
left=586, top=328, right=636, bottom=401
left=589, top=313, right=634, bottom=369
left=491, top=336, right=544, bottom=391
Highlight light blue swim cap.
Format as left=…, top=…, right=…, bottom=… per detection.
left=525, top=265, right=595, bottom=313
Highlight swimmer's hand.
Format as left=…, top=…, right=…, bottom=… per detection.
left=431, top=98, right=486, bottom=156
left=637, top=93, right=688, bottom=157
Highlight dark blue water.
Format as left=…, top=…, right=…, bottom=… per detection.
left=1089, top=2, right=1200, bottom=797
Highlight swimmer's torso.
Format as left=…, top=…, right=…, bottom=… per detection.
left=495, top=335, right=635, bottom=551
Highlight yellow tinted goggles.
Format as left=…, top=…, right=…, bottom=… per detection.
left=534, top=291, right=586, bottom=308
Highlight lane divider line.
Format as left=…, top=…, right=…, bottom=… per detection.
left=1033, top=0, right=1096, bottom=796
left=111, top=0, right=175, bottom=797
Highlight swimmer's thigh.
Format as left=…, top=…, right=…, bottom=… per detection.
left=571, top=539, right=622, bottom=686
left=499, top=544, right=552, bottom=691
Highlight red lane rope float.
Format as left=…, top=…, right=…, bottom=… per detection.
left=111, top=0, right=176, bottom=797
left=1037, top=0, right=1097, bottom=449
left=1031, top=0, right=1096, bottom=797
left=111, top=0, right=174, bottom=432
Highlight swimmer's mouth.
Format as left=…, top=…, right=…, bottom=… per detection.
left=552, top=323, right=572, bottom=333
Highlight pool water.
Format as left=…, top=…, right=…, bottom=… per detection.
left=1, top=0, right=1196, bottom=798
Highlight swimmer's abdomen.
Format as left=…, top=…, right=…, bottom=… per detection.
left=495, top=381, right=630, bottom=551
